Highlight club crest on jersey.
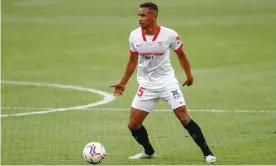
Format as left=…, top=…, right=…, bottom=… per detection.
left=157, top=41, right=163, bottom=46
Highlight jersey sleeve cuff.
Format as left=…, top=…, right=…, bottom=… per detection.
left=130, top=50, right=138, bottom=55
left=174, top=44, right=183, bottom=53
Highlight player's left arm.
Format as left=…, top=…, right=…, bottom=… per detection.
left=175, top=47, right=193, bottom=86
left=171, top=34, right=193, bottom=86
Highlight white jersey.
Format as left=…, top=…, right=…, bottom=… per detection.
left=129, top=26, right=183, bottom=90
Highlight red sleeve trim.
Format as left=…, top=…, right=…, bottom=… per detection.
left=174, top=44, right=183, bottom=53
left=130, top=50, right=138, bottom=55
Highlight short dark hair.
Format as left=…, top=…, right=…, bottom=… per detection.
left=140, top=2, right=158, bottom=12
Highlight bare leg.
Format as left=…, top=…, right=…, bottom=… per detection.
left=128, top=107, right=148, bottom=129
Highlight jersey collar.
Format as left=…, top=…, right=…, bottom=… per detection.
left=141, top=26, right=161, bottom=42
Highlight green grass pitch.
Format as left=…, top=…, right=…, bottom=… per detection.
left=1, top=0, right=276, bottom=165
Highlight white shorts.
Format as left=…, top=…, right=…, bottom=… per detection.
left=131, top=84, right=186, bottom=112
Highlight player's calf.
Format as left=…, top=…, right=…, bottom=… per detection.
left=129, top=125, right=155, bottom=155
left=174, top=106, right=215, bottom=159
left=184, top=119, right=214, bottom=157
left=128, top=108, right=155, bottom=156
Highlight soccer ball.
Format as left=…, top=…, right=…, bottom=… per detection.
left=83, top=142, right=106, bottom=164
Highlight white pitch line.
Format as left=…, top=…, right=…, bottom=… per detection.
left=1, top=107, right=276, bottom=114
left=1, top=80, right=115, bottom=118
left=87, top=108, right=276, bottom=113
left=1, top=106, right=52, bottom=111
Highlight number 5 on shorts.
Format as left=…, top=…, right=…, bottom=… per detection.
left=137, top=87, right=145, bottom=97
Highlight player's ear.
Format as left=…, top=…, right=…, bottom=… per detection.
left=153, top=11, right=158, bottom=19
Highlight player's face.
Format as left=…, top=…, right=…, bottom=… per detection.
left=138, top=8, right=156, bottom=29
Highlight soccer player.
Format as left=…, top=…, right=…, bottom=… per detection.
left=110, top=2, right=216, bottom=163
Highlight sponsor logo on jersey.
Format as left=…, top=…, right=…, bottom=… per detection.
left=144, top=56, right=154, bottom=59
left=139, top=52, right=164, bottom=56
left=171, top=90, right=181, bottom=99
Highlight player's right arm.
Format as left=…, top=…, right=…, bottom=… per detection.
left=170, top=31, right=193, bottom=86
left=110, top=35, right=138, bottom=96
left=119, top=52, right=138, bottom=85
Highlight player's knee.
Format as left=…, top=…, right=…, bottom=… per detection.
left=128, top=123, right=141, bottom=130
left=179, top=114, right=191, bottom=126
left=179, top=118, right=190, bottom=126
left=174, top=106, right=191, bottom=125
